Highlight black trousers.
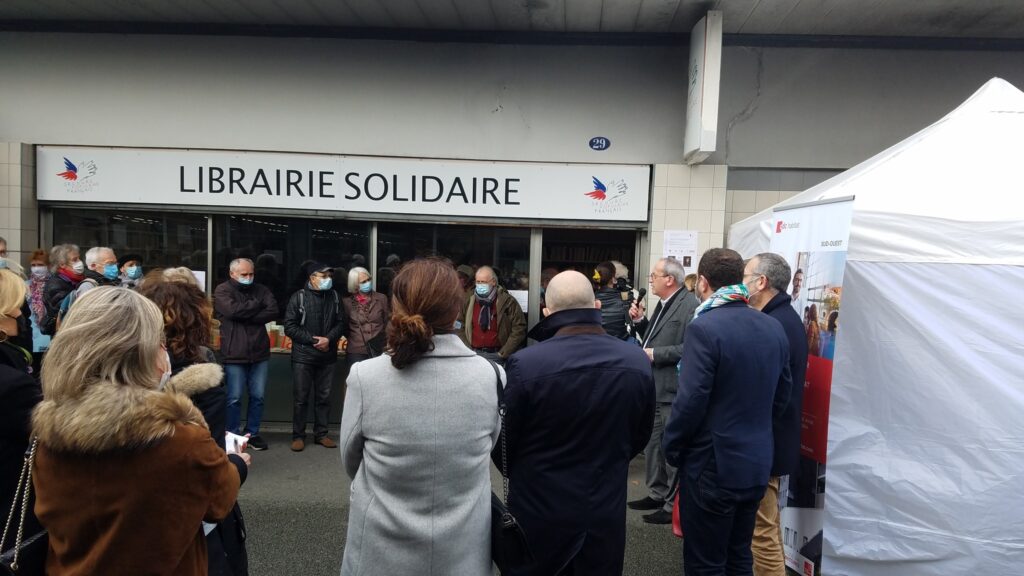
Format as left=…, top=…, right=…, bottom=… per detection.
left=292, top=362, right=335, bottom=440
left=681, top=469, right=766, bottom=576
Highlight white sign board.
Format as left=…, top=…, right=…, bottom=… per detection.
left=663, top=230, right=699, bottom=273
left=37, top=146, right=651, bottom=222
left=683, top=11, right=723, bottom=165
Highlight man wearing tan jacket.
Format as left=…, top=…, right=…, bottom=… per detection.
left=459, top=265, right=526, bottom=365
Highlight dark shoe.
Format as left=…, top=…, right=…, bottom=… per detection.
left=315, top=436, right=338, bottom=449
left=642, top=510, right=673, bottom=525
left=248, top=435, right=268, bottom=451
left=628, top=496, right=663, bottom=511
left=291, top=438, right=305, bottom=452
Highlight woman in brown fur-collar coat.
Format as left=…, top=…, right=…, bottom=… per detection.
left=31, top=286, right=246, bottom=576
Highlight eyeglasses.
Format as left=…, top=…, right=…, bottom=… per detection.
left=743, top=273, right=764, bottom=282
left=649, top=272, right=668, bottom=279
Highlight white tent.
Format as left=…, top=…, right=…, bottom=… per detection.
left=729, top=78, right=1024, bottom=574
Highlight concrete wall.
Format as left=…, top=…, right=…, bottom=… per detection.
left=0, top=33, right=688, bottom=165
left=714, top=45, right=1024, bottom=169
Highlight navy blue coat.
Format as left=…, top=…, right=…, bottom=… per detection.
left=663, top=300, right=792, bottom=490
left=762, top=292, right=808, bottom=477
left=500, top=308, right=655, bottom=575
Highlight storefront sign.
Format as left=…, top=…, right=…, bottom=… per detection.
left=683, top=11, right=722, bottom=165
left=37, top=146, right=651, bottom=222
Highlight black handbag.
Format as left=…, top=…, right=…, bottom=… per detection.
left=486, top=361, right=533, bottom=573
left=1, top=439, right=47, bottom=576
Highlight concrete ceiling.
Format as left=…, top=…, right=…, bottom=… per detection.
left=2, top=0, right=1024, bottom=39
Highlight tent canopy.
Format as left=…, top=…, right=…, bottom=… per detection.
left=729, top=78, right=1024, bottom=575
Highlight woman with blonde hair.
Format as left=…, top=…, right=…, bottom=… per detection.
left=339, top=258, right=501, bottom=576
left=32, top=286, right=247, bottom=575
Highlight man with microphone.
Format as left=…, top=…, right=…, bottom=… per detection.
left=626, top=256, right=700, bottom=524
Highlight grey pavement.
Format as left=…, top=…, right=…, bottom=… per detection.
left=239, top=429, right=682, bottom=576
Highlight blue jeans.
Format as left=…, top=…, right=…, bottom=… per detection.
left=225, top=361, right=268, bottom=435
left=681, top=468, right=766, bottom=576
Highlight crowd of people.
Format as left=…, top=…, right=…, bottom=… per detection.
left=1, top=231, right=808, bottom=576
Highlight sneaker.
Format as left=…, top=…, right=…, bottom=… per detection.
left=315, top=436, right=338, bottom=449
left=627, top=496, right=663, bottom=511
left=291, top=438, right=305, bottom=452
left=642, top=510, right=673, bottom=525
left=248, top=435, right=268, bottom=451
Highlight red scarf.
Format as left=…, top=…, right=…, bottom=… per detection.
left=57, top=267, right=85, bottom=285
left=355, top=293, right=369, bottom=305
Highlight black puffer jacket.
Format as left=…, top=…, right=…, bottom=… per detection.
left=284, top=286, right=347, bottom=366
left=214, top=280, right=279, bottom=364
left=41, top=273, right=77, bottom=336
left=596, top=287, right=630, bottom=340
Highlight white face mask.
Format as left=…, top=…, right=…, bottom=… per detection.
left=157, top=350, right=172, bottom=391
left=71, top=260, right=85, bottom=274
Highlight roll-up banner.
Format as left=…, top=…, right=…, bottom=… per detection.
left=36, top=146, right=651, bottom=223
left=769, top=198, right=853, bottom=576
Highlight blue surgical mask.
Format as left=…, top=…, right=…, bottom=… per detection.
left=103, top=263, right=120, bottom=280
left=238, top=277, right=254, bottom=286
left=319, top=277, right=333, bottom=290
left=475, top=283, right=492, bottom=297
left=126, top=265, right=143, bottom=279
left=359, top=281, right=372, bottom=294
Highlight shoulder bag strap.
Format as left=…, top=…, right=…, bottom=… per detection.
left=486, top=360, right=511, bottom=505
left=1, top=437, right=38, bottom=571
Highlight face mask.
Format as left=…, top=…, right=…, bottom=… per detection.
left=319, top=277, right=333, bottom=290
left=31, top=266, right=48, bottom=278
left=359, top=281, right=372, bottom=294
left=0, top=260, right=6, bottom=269
left=158, top=350, right=172, bottom=391
left=475, top=283, right=492, bottom=297
left=126, top=265, right=143, bottom=279
left=238, top=277, right=254, bottom=286
left=71, top=261, right=85, bottom=274
left=102, top=263, right=120, bottom=280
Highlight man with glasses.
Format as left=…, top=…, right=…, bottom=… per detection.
left=743, top=253, right=807, bottom=576
left=626, top=256, right=699, bottom=524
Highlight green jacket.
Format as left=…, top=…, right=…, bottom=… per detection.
left=460, top=287, right=527, bottom=359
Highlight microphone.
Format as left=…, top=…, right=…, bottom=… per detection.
left=637, top=287, right=647, bottom=303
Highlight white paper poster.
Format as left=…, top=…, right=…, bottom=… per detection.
left=769, top=199, right=853, bottom=576
left=663, top=230, right=699, bottom=273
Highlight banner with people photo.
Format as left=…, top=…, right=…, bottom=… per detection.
left=768, top=198, right=853, bottom=576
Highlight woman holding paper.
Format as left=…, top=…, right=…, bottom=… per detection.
left=139, top=277, right=252, bottom=576
left=32, top=286, right=247, bottom=576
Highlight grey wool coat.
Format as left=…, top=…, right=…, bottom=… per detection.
left=339, top=334, right=502, bottom=576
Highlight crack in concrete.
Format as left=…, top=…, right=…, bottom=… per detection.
left=724, top=47, right=764, bottom=164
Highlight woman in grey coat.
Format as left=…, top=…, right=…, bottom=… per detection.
left=339, top=258, right=502, bottom=576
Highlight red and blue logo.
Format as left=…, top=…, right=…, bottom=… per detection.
left=585, top=176, right=608, bottom=200
left=56, top=157, right=96, bottom=181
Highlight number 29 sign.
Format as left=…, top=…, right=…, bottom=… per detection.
left=589, top=137, right=611, bottom=151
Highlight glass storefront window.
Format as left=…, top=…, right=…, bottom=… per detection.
left=376, top=222, right=530, bottom=292
left=541, top=228, right=637, bottom=285
left=213, top=215, right=370, bottom=318
left=51, top=208, right=208, bottom=270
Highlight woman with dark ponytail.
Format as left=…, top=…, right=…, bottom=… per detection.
left=338, top=258, right=502, bottom=576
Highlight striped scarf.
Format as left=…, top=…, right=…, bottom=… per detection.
left=694, top=283, right=749, bottom=318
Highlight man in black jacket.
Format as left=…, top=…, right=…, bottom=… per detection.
left=214, top=258, right=279, bottom=451
left=501, top=271, right=655, bottom=575
left=284, top=262, right=347, bottom=452
left=743, top=253, right=808, bottom=576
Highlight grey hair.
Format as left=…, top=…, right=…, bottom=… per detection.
left=660, top=257, right=686, bottom=285
left=475, top=265, right=497, bottom=283
left=50, top=243, right=80, bottom=268
left=229, top=258, right=253, bottom=272
left=611, top=260, right=629, bottom=280
left=752, top=252, right=792, bottom=294
left=348, top=266, right=370, bottom=293
left=85, top=247, right=114, bottom=267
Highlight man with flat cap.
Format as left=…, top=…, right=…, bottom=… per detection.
left=284, top=261, right=347, bottom=451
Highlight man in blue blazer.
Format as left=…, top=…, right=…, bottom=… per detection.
left=663, top=248, right=793, bottom=576
left=501, top=271, right=655, bottom=575
left=744, top=252, right=808, bottom=575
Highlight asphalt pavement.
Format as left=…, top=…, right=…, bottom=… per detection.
left=239, top=428, right=683, bottom=576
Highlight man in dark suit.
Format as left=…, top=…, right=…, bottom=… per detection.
left=502, top=271, right=655, bottom=575
left=626, top=256, right=700, bottom=524
left=744, top=253, right=808, bottom=576
left=664, top=248, right=793, bottom=575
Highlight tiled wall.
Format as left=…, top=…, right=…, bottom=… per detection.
left=0, top=143, right=38, bottom=266
left=723, top=168, right=842, bottom=246
left=646, top=163, right=727, bottom=306
left=725, top=189, right=802, bottom=231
